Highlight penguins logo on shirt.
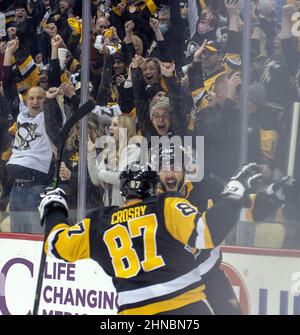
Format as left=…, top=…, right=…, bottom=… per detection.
left=14, top=122, right=42, bottom=151
left=184, top=41, right=200, bottom=57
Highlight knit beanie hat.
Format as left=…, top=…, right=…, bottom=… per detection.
left=149, top=97, right=170, bottom=119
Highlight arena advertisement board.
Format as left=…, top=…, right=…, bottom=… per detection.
left=221, top=247, right=300, bottom=315
left=0, top=234, right=117, bottom=315
left=1, top=233, right=300, bottom=315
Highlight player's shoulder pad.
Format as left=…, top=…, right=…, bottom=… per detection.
left=155, top=191, right=186, bottom=208
left=161, top=192, right=198, bottom=217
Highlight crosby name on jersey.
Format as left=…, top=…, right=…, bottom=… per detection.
left=111, top=205, right=147, bottom=224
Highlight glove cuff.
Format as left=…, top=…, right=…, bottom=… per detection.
left=222, top=180, right=246, bottom=201
left=52, top=202, right=69, bottom=218
left=39, top=192, right=69, bottom=226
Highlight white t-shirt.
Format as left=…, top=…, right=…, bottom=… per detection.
left=8, top=102, right=52, bottom=174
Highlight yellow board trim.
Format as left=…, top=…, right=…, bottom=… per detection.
left=118, top=284, right=206, bottom=315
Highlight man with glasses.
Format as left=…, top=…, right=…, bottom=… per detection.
left=149, top=96, right=171, bottom=137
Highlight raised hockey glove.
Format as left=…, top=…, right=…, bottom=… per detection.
left=38, top=187, right=68, bottom=225
left=266, top=176, right=296, bottom=204
left=222, top=163, right=263, bottom=204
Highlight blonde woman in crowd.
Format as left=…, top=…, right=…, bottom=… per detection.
left=87, top=114, right=140, bottom=207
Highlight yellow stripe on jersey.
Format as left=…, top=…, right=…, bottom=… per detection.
left=1, top=149, right=12, bottom=160
left=67, top=17, right=82, bottom=36
left=191, top=66, right=227, bottom=99
left=45, top=223, right=69, bottom=256
left=112, top=6, right=121, bottom=16
left=189, top=67, right=227, bottom=130
left=112, top=0, right=127, bottom=16
left=204, top=70, right=226, bottom=93
left=23, top=67, right=39, bottom=88
left=191, top=87, right=204, bottom=100
left=16, top=82, right=28, bottom=95
left=201, top=212, right=214, bottom=249
left=192, top=88, right=205, bottom=110
left=224, top=54, right=242, bottom=72
left=144, top=0, right=157, bottom=15
left=60, top=71, right=72, bottom=85
left=18, top=56, right=35, bottom=76
left=184, top=181, right=194, bottom=198
left=45, top=219, right=91, bottom=262
left=207, top=199, right=214, bottom=209
left=195, top=214, right=212, bottom=249
left=118, top=284, right=206, bottom=315
left=5, top=11, right=15, bottom=24
left=164, top=197, right=198, bottom=245
left=12, top=54, right=39, bottom=94
left=160, top=77, right=168, bottom=92
left=164, top=197, right=214, bottom=249
left=69, top=58, right=80, bottom=73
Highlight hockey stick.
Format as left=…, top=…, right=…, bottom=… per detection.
left=32, top=100, right=95, bottom=315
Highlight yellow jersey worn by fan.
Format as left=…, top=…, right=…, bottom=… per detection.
left=40, top=163, right=262, bottom=315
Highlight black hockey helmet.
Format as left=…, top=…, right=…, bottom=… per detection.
left=120, top=162, right=159, bottom=199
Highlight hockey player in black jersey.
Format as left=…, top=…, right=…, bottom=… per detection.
left=154, top=144, right=242, bottom=315
left=39, top=161, right=264, bottom=315
left=154, top=144, right=295, bottom=315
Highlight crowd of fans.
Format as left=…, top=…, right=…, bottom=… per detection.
left=0, top=0, right=299, bottom=247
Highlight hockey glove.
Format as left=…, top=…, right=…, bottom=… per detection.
left=222, top=163, right=263, bottom=204
left=38, top=187, right=68, bottom=226
left=266, top=176, right=296, bottom=204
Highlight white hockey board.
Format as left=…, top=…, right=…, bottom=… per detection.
left=1, top=234, right=300, bottom=315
